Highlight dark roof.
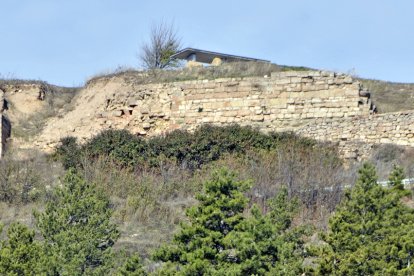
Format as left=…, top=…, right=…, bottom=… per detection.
left=171, top=48, right=270, bottom=64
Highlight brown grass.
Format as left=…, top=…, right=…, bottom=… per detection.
left=0, top=143, right=411, bottom=258
left=358, top=78, right=414, bottom=113
left=369, top=144, right=414, bottom=180
left=86, top=62, right=315, bottom=87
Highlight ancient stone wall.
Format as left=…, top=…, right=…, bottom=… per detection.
left=99, top=71, right=373, bottom=136
left=297, top=111, right=414, bottom=159
left=10, top=70, right=413, bottom=159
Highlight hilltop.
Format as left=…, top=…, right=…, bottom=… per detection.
left=0, top=63, right=414, bottom=271
left=0, top=62, right=413, bottom=162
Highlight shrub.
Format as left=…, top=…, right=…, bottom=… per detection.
left=56, top=125, right=324, bottom=172
left=54, top=136, right=81, bottom=169
left=82, top=129, right=147, bottom=168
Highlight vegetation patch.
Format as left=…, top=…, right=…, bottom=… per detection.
left=55, top=124, right=324, bottom=171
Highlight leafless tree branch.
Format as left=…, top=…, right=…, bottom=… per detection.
left=140, top=21, right=182, bottom=70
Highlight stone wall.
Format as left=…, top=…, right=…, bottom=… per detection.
left=297, top=111, right=414, bottom=159
left=99, top=71, right=373, bottom=136
left=11, top=70, right=414, bottom=159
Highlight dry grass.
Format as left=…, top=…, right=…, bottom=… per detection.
left=369, top=144, right=414, bottom=180
left=0, top=149, right=64, bottom=240
left=0, top=144, right=412, bottom=258
left=12, top=109, right=56, bottom=139
left=358, top=78, right=414, bottom=113
left=0, top=150, right=63, bottom=203
left=56, top=139, right=348, bottom=255
left=86, top=62, right=315, bottom=87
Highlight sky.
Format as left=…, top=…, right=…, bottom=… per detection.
left=1, top=0, right=413, bottom=87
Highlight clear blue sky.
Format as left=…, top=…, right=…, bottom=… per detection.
left=1, top=0, right=413, bottom=87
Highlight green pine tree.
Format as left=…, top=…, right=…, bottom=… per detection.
left=34, top=169, right=120, bottom=275
left=388, top=164, right=406, bottom=192
left=153, top=169, right=305, bottom=275
left=116, top=253, right=146, bottom=276
left=0, top=223, right=45, bottom=275
left=153, top=169, right=249, bottom=275
left=267, top=187, right=307, bottom=276
left=316, top=163, right=414, bottom=275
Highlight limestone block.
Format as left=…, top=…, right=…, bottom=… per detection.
left=267, top=98, right=287, bottom=108
left=229, top=100, right=244, bottom=107
left=218, top=116, right=227, bottom=123
left=306, top=71, right=322, bottom=77
left=282, top=71, right=300, bottom=77
left=251, top=115, right=264, bottom=122
left=244, top=100, right=260, bottom=108
left=201, top=117, right=214, bottom=123
left=290, top=77, right=302, bottom=83
left=321, top=71, right=335, bottom=77
left=127, top=99, right=139, bottom=107
left=287, top=105, right=296, bottom=111
left=343, top=76, right=353, bottom=84
left=275, top=78, right=291, bottom=85
left=287, top=86, right=302, bottom=92
left=311, top=98, right=322, bottom=104
left=140, top=106, right=150, bottom=114
left=112, top=110, right=123, bottom=117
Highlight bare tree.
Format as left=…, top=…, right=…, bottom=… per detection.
left=140, top=21, right=182, bottom=69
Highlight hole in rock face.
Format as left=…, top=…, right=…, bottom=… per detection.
left=198, top=107, right=203, bottom=112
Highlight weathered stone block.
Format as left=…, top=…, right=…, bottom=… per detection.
left=112, top=110, right=123, bottom=117
left=251, top=115, right=264, bottom=122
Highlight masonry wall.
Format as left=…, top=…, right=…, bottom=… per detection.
left=297, top=111, right=414, bottom=158
left=100, top=71, right=373, bottom=135
left=24, top=70, right=414, bottom=159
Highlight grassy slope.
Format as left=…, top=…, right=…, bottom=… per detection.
left=358, top=78, right=414, bottom=113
